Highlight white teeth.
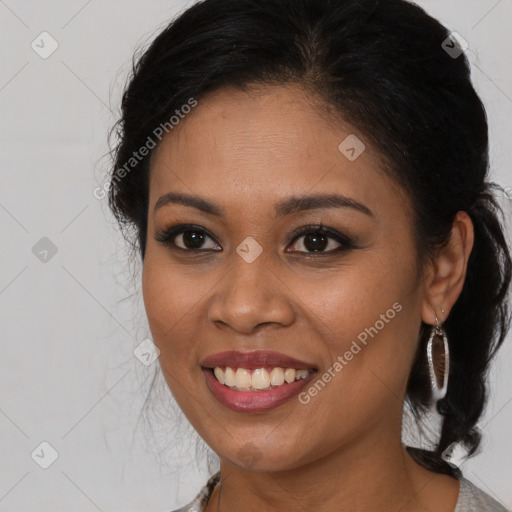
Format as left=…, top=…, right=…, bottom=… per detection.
left=224, top=367, right=236, bottom=387
left=235, top=368, right=252, bottom=389
left=295, top=369, right=309, bottom=380
left=214, top=367, right=225, bottom=385
left=270, top=367, right=285, bottom=386
left=284, top=368, right=296, bottom=383
left=252, top=368, right=271, bottom=389
left=212, top=366, right=312, bottom=390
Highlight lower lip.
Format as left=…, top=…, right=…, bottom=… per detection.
left=202, top=368, right=317, bottom=413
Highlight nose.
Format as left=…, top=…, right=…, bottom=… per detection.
left=207, top=248, right=295, bottom=335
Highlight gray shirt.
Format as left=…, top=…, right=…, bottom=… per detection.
left=170, top=471, right=510, bottom=511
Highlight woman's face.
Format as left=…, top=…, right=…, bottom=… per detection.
left=142, top=84, right=427, bottom=471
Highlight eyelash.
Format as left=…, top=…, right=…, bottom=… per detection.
left=154, top=223, right=356, bottom=256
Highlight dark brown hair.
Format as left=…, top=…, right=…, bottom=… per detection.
left=108, top=0, right=512, bottom=477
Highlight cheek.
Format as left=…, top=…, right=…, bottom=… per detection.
left=142, top=262, right=174, bottom=336
left=302, top=256, right=405, bottom=341
left=302, top=254, right=421, bottom=399
left=141, top=258, right=198, bottom=354
left=141, top=259, right=206, bottom=409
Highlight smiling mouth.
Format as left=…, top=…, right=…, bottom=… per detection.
left=202, top=365, right=318, bottom=413
left=200, top=350, right=318, bottom=410
left=206, top=366, right=315, bottom=392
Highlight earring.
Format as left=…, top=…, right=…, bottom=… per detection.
left=426, top=313, right=450, bottom=404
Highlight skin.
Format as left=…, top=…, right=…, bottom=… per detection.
left=142, top=83, right=474, bottom=511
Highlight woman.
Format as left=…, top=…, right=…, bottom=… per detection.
left=107, top=0, right=511, bottom=510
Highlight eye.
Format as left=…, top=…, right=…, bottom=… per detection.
left=286, top=224, right=354, bottom=254
left=155, top=222, right=355, bottom=255
left=154, top=224, right=221, bottom=251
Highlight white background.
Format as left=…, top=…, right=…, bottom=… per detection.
left=1, top=1, right=511, bottom=510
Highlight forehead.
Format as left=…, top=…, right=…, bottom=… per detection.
left=148, top=83, right=405, bottom=217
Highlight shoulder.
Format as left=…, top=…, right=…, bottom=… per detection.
left=169, top=471, right=221, bottom=512
left=455, top=476, right=510, bottom=512
left=169, top=471, right=511, bottom=512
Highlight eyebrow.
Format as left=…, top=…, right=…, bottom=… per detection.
left=154, top=192, right=374, bottom=218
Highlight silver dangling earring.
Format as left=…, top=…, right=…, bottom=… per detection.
left=426, top=312, right=449, bottom=404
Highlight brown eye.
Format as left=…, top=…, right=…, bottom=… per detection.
left=155, top=225, right=221, bottom=251
left=300, top=232, right=331, bottom=252
left=178, top=231, right=208, bottom=249
left=289, top=231, right=340, bottom=253
left=287, top=225, right=354, bottom=254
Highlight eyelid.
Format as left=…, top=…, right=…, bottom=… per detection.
left=154, top=223, right=356, bottom=254
left=288, top=223, right=353, bottom=245
left=154, top=224, right=221, bottom=251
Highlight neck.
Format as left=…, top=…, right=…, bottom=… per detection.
left=207, top=427, right=458, bottom=512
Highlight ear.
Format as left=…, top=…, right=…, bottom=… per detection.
left=421, top=211, right=475, bottom=325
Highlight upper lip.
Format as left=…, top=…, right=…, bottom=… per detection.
left=200, top=350, right=317, bottom=370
